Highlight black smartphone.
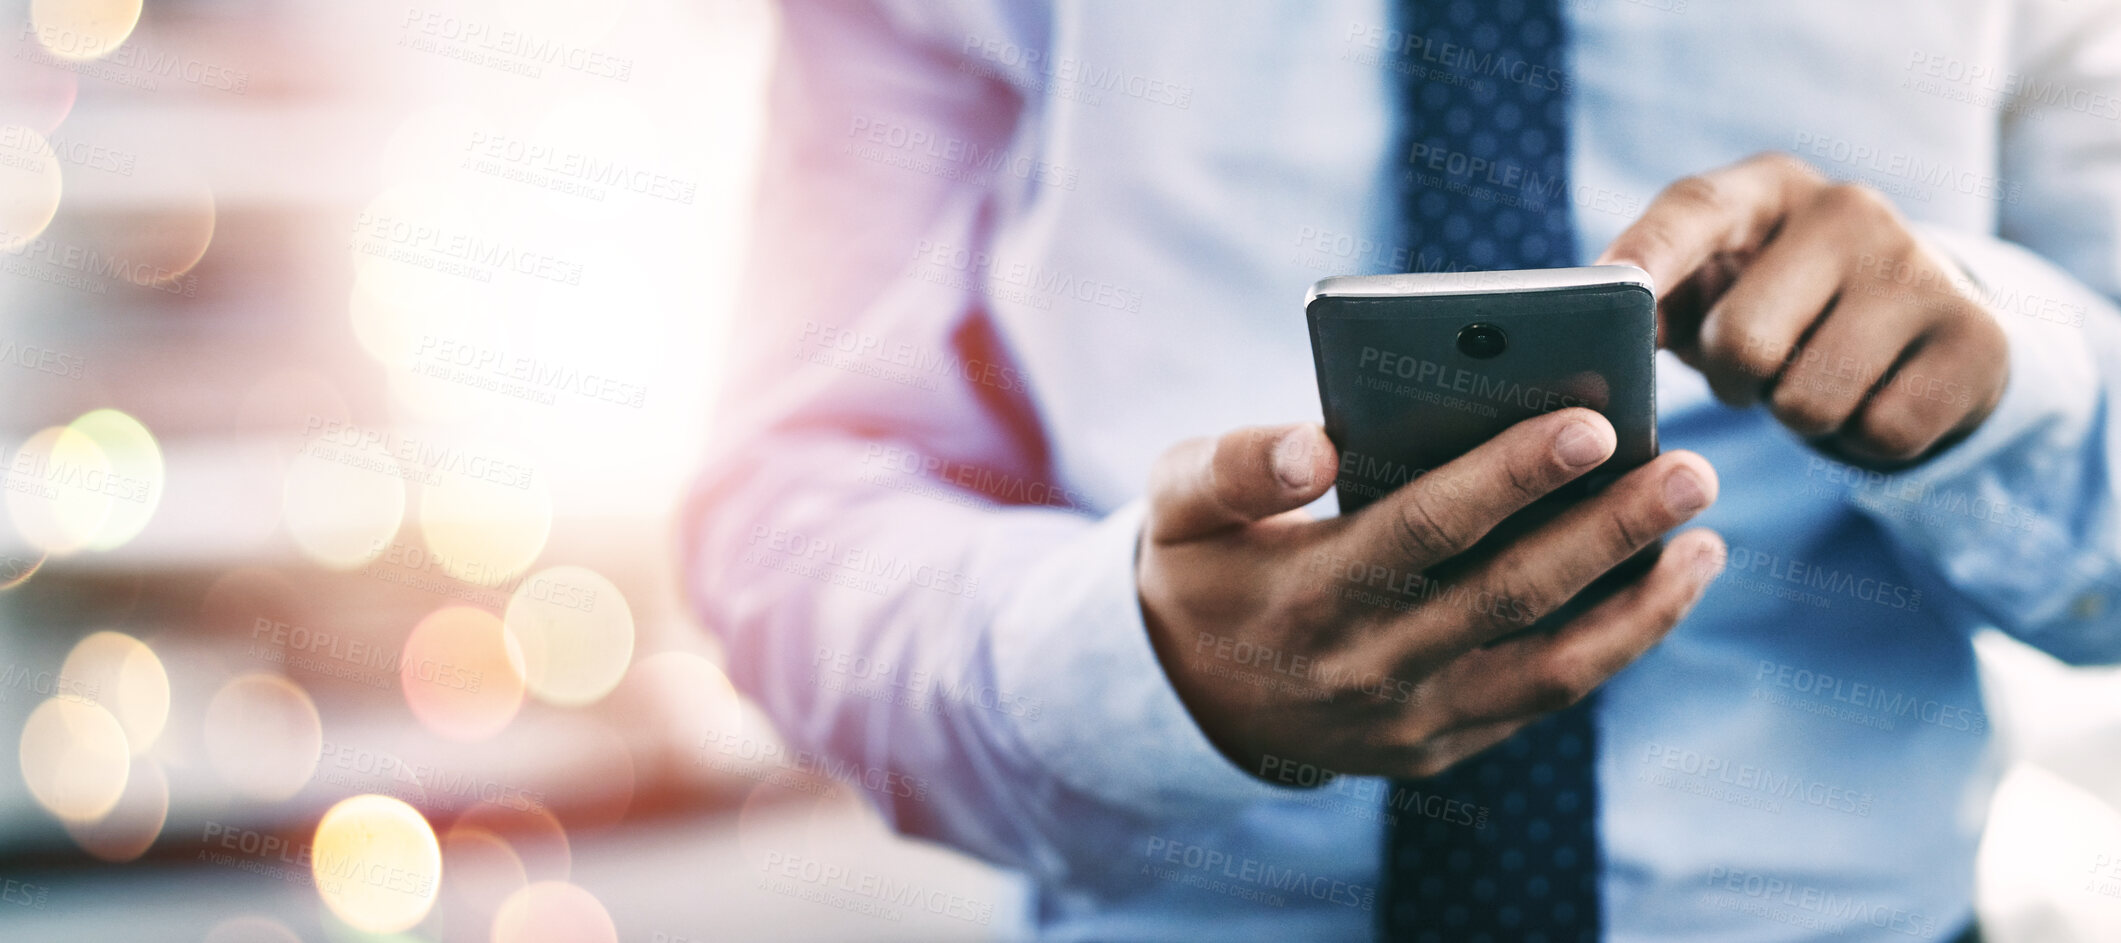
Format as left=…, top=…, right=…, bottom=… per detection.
left=1306, top=265, right=1660, bottom=598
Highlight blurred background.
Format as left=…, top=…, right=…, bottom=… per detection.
left=0, top=1, right=2117, bottom=941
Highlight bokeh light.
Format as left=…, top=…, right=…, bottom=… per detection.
left=416, top=456, right=553, bottom=584
left=436, top=825, right=529, bottom=943
left=7, top=424, right=113, bottom=556
left=202, top=915, right=304, bottom=943
left=400, top=606, right=526, bottom=742
left=502, top=565, right=633, bottom=707
left=58, top=630, right=169, bottom=753
left=452, top=802, right=572, bottom=884
left=28, top=0, right=142, bottom=61
left=65, top=409, right=164, bottom=552
left=0, top=548, right=48, bottom=591
left=490, top=881, right=618, bottom=943
left=203, top=673, right=322, bottom=801
left=62, top=755, right=168, bottom=862
left=311, top=794, right=443, bottom=934
left=282, top=447, right=406, bottom=570
left=0, top=123, right=63, bottom=250
left=19, top=695, right=130, bottom=823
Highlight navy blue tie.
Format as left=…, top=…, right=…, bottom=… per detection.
left=1378, top=0, right=1602, bottom=941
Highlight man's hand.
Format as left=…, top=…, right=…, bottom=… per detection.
left=1598, top=152, right=2009, bottom=467
left=1138, top=409, right=1723, bottom=780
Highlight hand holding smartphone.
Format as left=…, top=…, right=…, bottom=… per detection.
left=1307, top=265, right=1662, bottom=613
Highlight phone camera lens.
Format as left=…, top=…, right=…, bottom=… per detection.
left=1456, top=323, right=1508, bottom=359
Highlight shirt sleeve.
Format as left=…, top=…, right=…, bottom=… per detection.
left=1847, top=1, right=2121, bottom=665
left=681, top=0, right=1288, bottom=875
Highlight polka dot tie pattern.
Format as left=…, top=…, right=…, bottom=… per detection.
left=1378, top=0, right=1602, bottom=940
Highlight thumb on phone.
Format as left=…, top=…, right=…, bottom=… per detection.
left=1147, top=423, right=1338, bottom=544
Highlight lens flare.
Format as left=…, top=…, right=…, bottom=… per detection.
left=283, top=447, right=406, bottom=570
left=62, top=754, right=167, bottom=862
left=59, top=630, right=168, bottom=752
left=502, top=566, right=633, bottom=708
left=28, top=0, right=142, bottom=61
left=203, top=673, right=322, bottom=801
left=311, top=794, right=443, bottom=934
left=0, top=124, right=63, bottom=250
left=490, top=882, right=617, bottom=943
left=400, top=606, right=526, bottom=742
left=19, top=695, right=130, bottom=822
left=7, top=425, right=113, bottom=556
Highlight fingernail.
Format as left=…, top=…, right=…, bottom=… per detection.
left=1554, top=421, right=1608, bottom=467
left=1273, top=428, right=1315, bottom=490
left=1692, top=541, right=1727, bottom=582
left=1664, top=468, right=1710, bottom=514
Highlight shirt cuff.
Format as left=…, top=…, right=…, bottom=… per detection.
left=990, top=499, right=1297, bottom=814
left=1900, top=225, right=2100, bottom=484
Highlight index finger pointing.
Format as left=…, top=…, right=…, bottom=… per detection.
left=1595, top=152, right=1825, bottom=334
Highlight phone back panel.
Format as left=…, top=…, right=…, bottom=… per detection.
left=1307, top=280, right=1657, bottom=518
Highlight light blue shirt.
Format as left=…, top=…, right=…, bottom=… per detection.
left=685, top=2, right=2121, bottom=939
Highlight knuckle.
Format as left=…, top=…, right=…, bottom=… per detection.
left=1602, top=507, right=1652, bottom=556
left=1661, top=174, right=1728, bottom=216
left=1747, top=150, right=1819, bottom=183
left=1768, top=383, right=1849, bottom=436
left=1703, top=323, right=1787, bottom=383
left=1817, top=181, right=1895, bottom=222
left=1392, top=492, right=1467, bottom=563
left=1855, top=399, right=1937, bottom=460
left=1528, top=662, right=1592, bottom=713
